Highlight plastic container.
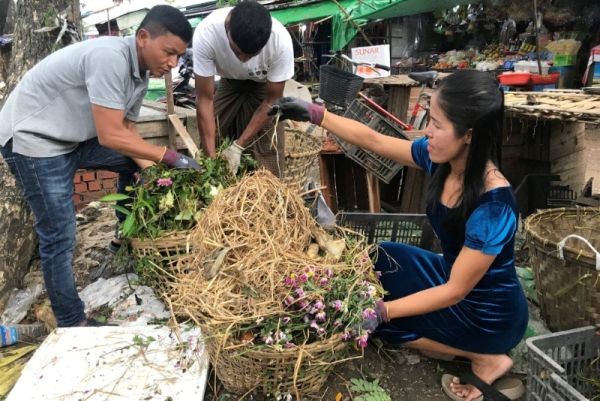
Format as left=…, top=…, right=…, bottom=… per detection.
left=530, top=72, right=559, bottom=85
left=526, top=326, right=599, bottom=401
left=498, top=72, right=532, bottom=86
left=553, top=54, right=577, bottom=67
left=338, top=99, right=409, bottom=183
left=336, top=212, right=439, bottom=251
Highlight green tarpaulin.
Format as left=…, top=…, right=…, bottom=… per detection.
left=272, top=0, right=473, bottom=50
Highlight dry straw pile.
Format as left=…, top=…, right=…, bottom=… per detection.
left=167, top=170, right=382, bottom=398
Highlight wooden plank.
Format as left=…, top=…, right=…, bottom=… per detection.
left=164, top=72, right=177, bottom=150
left=168, top=114, right=200, bottom=158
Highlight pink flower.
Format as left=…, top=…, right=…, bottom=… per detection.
left=331, top=300, right=343, bottom=312
left=333, top=319, right=342, bottom=327
left=310, top=320, right=320, bottom=331
left=317, top=327, right=326, bottom=336
left=315, top=311, right=326, bottom=322
left=284, top=342, right=295, bottom=348
left=313, top=300, right=324, bottom=311
left=263, top=335, right=274, bottom=345
left=295, top=288, right=305, bottom=298
left=297, top=273, right=309, bottom=283
left=284, top=296, right=295, bottom=306
left=298, top=299, right=309, bottom=310
left=325, top=268, right=334, bottom=278
left=282, top=316, right=291, bottom=324
left=284, top=277, right=296, bottom=287
left=362, top=308, right=377, bottom=320
left=156, top=177, right=173, bottom=187
left=356, top=333, right=369, bottom=348
left=319, top=277, right=329, bottom=286
left=341, top=331, right=352, bottom=341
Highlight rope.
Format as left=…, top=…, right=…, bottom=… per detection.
left=557, top=234, right=600, bottom=271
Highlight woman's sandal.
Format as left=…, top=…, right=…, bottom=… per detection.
left=107, top=226, right=122, bottom=254
left=441, top=371, right=525, bottom=401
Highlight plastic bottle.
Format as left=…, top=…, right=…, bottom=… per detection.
left=0, top=323, right=47, bottom=347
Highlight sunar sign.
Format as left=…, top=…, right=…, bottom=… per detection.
left=351, top=45, right=390, bottom=78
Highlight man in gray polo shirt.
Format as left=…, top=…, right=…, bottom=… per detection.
left=0, top=5, right=197, bottom=327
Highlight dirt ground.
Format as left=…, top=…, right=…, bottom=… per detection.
left=202, top=343, right=526, bottom=401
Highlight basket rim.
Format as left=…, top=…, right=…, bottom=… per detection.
left=524, top=207, right=600, bottom=265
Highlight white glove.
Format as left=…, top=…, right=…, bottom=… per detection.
left=221, top=141, right=244, bottom=175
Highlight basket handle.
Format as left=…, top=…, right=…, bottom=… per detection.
left=557, top=234, right=600, bottom=271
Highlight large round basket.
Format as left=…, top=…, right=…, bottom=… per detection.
left=205, top=332, right=350, bottom=399
left=524, top=207, right=600, bottom=331
left=129, top=230, right=195, bottom=287
left=281, top=128, right=322, bottom=192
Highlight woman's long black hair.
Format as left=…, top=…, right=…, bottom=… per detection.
left=427, top=70, right=504, bottom=238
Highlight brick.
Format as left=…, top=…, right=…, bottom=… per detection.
left=74, top=183, right=87, bottom=193
left=88, top=181, right=102, bottom=191
left=102, top=179, right=117, bottom=190
left=82, top=171, right=96, bottom=182
left=98, top=171, right=118, bottom=179
left=73, top=174, right=82, bottom=183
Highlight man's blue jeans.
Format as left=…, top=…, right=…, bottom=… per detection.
left=0, top=138, right=138, bottom=327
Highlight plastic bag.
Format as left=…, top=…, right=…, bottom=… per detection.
left=0, top=284, right=44, bottom=325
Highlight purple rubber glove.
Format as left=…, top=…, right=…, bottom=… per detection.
left=269, top=97, right=326, bottom=126
left=161, top=149, right=201, bottom=170
left=361, top=299, right=389, bottom=332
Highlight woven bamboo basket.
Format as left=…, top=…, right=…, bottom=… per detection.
left=129, top=230, right=195, bottom=286
left=524, top=207, right=600, bottom=331
left=204, top=330, right=350, bottom=398
left=281, top=128, right=322, bottom=192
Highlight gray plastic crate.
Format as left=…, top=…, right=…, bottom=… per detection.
left=338, top=99, right=409, bottom=183
left=526, top=326, right=600, bottom=401
left=336, top=212, right=439, bottom=251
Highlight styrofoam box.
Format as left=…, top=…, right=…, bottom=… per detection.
left=7, top=325, right=208, bottom=401
left=514, top=60, right=550, bottom=75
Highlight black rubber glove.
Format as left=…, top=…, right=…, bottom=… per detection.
left=269, top=97, right=326, bottom=125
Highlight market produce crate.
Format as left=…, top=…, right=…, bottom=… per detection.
left=337, top=212, right=438, bottom=251
left=338, top=99, right=409, bottom=183
left=553, top=54, right=577, bottom=67
left=526, top=326, right=600, bottom=401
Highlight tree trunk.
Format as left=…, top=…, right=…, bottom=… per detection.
left=0, top=0, right=80, bottom=301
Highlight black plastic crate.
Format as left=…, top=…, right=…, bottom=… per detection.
left=337, top=212, right=438, bottom=251
left=337, top=99, right=409, bottom=183
left=547, top=185, right=577, bottom=208
left=319, top=65, right=364, bottom=108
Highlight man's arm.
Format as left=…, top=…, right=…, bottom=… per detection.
left=195, top=75, right=217, bottom=157
left=236, top=80, right=285, bottom=148
left=124, top=119, right=155, bottom=169
left=92, top=104, right=165, bottom=162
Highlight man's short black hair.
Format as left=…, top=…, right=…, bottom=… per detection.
left=229, top=1, right=272, bottom=55
left=137, top=5, right=193, bottom=44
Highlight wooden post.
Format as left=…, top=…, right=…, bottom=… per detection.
left=387, top=86, right=411, bottom=123
left=164, top=71, right=177, bottom=151
left=366, top=172, right=381, bottom=212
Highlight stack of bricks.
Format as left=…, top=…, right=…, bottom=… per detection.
left=73, top=170, right=118, bottom=210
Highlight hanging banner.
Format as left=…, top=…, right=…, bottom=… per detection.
left=351, top=44, right=391, bottom=78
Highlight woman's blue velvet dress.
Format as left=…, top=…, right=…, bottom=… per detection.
left=374, top=137, right=528, bottom=354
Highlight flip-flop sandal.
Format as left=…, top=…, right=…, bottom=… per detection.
left=108, top=239, right=121, bottom=254
left=441, top=372, right=525, bottom=401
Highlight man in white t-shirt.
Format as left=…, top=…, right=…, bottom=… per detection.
left=192, top=0, right=294, bottom=175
